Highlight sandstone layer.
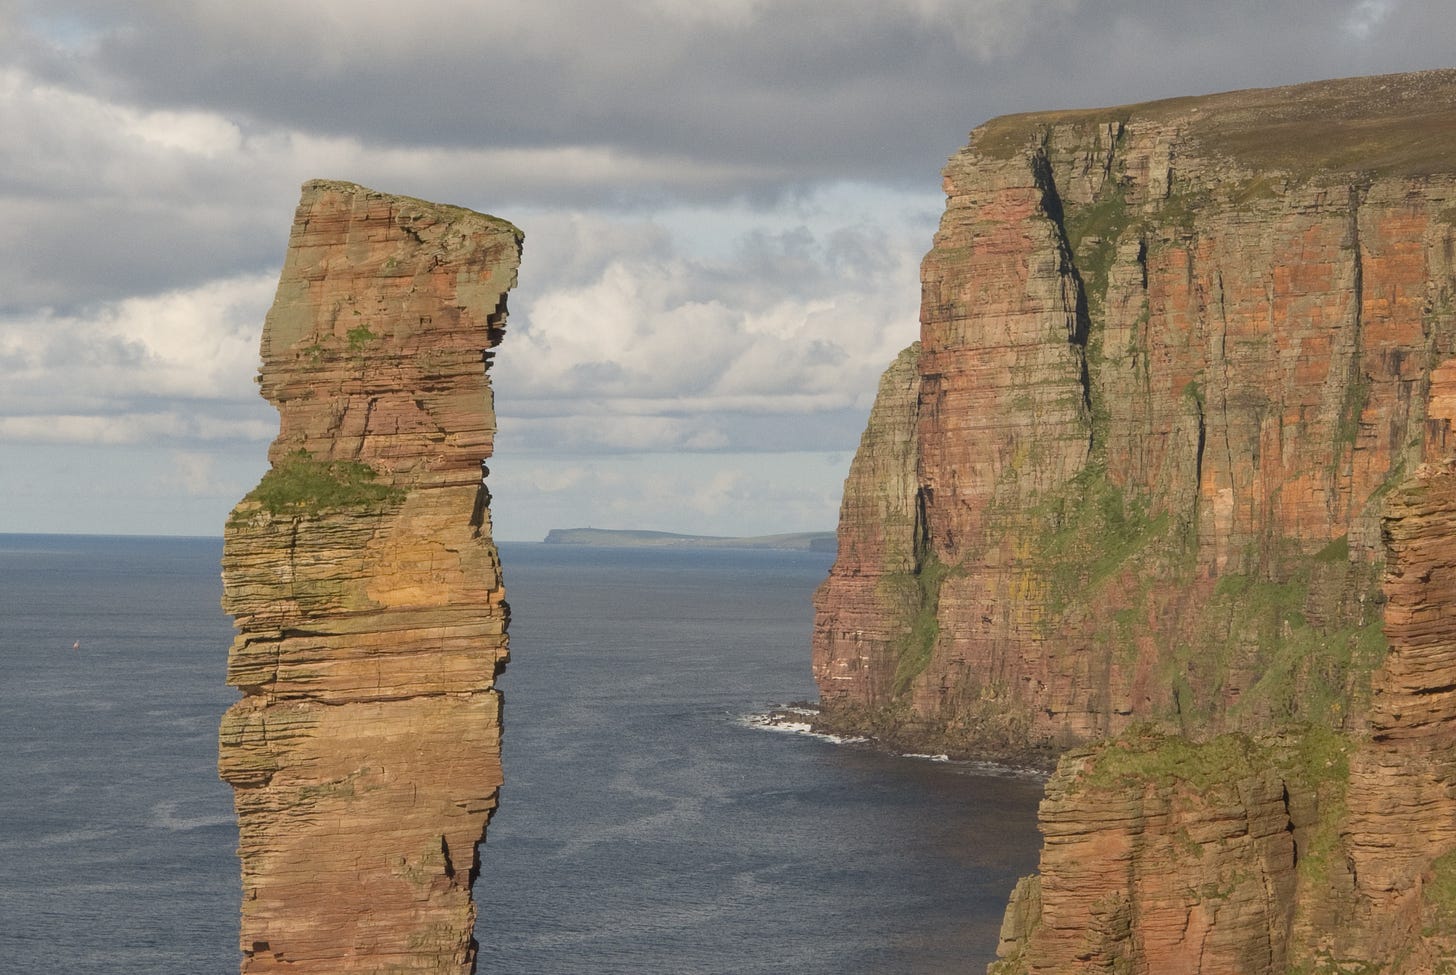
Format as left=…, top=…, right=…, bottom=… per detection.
left=218, top=180, right=521, bottom=974
left=811, top=70, right=1456, bottom=971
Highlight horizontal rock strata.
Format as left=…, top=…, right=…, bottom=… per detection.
left=218, top=180, right=521, bottom=973
left=991, top=733, right=1306, bottom=975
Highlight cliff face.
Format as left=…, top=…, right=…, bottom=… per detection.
left=218, top=180, right=521, bottom=973
left=810, top=343, right=923, bottom=706
left=814, top=70, right=1456, bottom=754
left=992, top=457, right=1456, bottom=973
left=812, top=70, right=1456, bottom=971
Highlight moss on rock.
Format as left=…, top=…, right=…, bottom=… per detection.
left=244, top=450, right=404, bottom=515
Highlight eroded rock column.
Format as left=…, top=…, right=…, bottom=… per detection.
left=218, top=180, right=521, bottom=973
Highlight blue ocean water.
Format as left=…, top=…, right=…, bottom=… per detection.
left=0, top=535, right=1043, bottom=974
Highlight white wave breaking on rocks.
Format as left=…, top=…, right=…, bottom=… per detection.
left=738, top=706, right=1048, bottom=780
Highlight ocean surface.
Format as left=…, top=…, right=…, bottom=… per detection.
left=0, top=535, right=1044, bottom=974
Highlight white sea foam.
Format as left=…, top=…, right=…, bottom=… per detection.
left=740, top=708, right=1048, bottom=779
left=737, top=710, right=869, bottom=746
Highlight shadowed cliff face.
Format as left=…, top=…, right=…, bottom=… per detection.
left=812, top=69, right=1456, bottom=971
left=218, top=180, right=521, bottom=974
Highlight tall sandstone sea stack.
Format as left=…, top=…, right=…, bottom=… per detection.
left=218, top=181, right=521, bottom=973
left=812, top=71, right=1456, bottom=970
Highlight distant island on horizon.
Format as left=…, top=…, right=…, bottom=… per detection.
left=543, top=528, right=837, bottom=552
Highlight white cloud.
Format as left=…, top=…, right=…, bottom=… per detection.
left=0, top=412, right=275, bottom=445
left=494, top=187, right=928, bottom=455
left=172, top=450, right=232, bottom=495
left=0, top=272, right=276, bottom=445
left=1, top=273, right=272, bottom=403
left=639, top=0, right=770, bottom=28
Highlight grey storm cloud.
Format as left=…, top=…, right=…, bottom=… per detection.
left=14, top=0, right=1452, bottom=196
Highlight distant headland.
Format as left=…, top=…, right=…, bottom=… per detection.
left=543, top=528, right=836, bottom=552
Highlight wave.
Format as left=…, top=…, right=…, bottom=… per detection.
left=738, top=709, right=869, bottom=746
left=738, top=707, right=1047, bottom=779
left=150, top=800, right=234, bottom=832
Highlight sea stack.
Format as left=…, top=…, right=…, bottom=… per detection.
left=812, top=70, right=1456, bottom=968
left=218, top=180, right=521, bottom=973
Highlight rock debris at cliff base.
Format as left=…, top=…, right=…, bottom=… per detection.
left=218, top=180, right=521, bottom=974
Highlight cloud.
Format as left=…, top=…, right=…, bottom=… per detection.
left=1344, top=0, right=1398, bottom=38
left=4, top=0, right=1455, bottom=537
left=6, top=0, right=1203, bottom=192
left=493, top=187, right=929, bottom=455
left=0, top=272, right=277, bottom=444
left=172, top=450, right=233, bottom=496
left=901, top=0, right=1084, bottom=61
left=5, top=3, right=1452, bottom=312
left=0, top=413, right=275, bottom=445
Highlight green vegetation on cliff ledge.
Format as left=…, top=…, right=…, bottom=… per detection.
left=1164, top=551, right=1387, bottom=733
left=346, top=324, right=377, bottom=350
left=1029, top=465, right=1173, bottom=619
left=1424, top=848, right=1456, bottom=934
left=882, top=549, right=951, bottom=696
left=1079, top=726, right=1269, bottom=790
left=244, top=450, right=404, bottom=515
left=1064, top=181, right=1132, bottom=321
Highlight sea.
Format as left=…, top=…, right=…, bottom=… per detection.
left=0, top=534, right=1045, bottom=974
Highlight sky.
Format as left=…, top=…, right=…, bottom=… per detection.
left=0, top=1, right=1452, bottom=540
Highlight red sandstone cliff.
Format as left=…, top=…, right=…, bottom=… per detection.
left=815, top=69, right=1456, bottom=755
left=812, top=70, right=1456, bottom=971
left=218, top=180, right=521, bottom=973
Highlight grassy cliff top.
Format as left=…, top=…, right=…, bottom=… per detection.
left=971, top=68, right=1456, bottom=179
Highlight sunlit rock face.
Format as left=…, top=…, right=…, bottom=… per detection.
left=812, top=69, right=1456, bottom=971
left=815, top=69, right=1456, bottom=757
left=218, top=180, right=521, bottom=974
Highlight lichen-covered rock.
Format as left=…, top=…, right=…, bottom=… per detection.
left=218, top=180, right=521, bottom=973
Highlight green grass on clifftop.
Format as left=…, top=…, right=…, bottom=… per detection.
left=970, top=69, right=1456, bottom=180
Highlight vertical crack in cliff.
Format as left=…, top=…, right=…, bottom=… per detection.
left=440, top=835, right=456, bottom=881
left=1330, top=185, right=1368, bottom=528
left=1031, top=147, right=1095, bottom=442
left=1193, top=383, right=1208, bottom=513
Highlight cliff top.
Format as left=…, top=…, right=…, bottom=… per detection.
left=300, top=178, right=525, bottom=239
left=971, top=68, right=1456, bottom=179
